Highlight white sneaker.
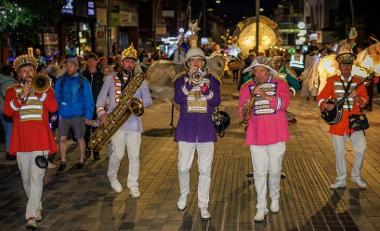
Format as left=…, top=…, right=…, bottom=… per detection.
left=330, top=180, right=346, bottom=189
left=36, top=209, right=42, bottom=222
left=177, top=194, right=188, bottom=211
left=110, top=180, right=123, bottom=193
left=270, top=199, right=279, bottom=213
left=129, top=187, right=141, bottom=198
left=352, top=177, right=367, bottom=188
left=200, top=208, right=211, bottom=220
left=254, top=209, right=268, bottom=222
left=26, top=217, right=37, bottom=229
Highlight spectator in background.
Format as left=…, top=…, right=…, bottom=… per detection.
left=82, top=53, right=104, bottom=161
left=98, top=57, right=108, bottom=71
left=79, top=60, right=88, bottom=73
left=0, top=64, right=17, bottom=160
left=112, top=42, right=120, bottom=55
left=107, top=56, right=115, bottom=66
left=238, top=50, right=256, bottom=90
left=113, top=55, right=123, bottom=73
left=138, top=50, right=146, bottom=63
left=54, top=58, right=94, bottom=173
left=34, top=48, right=47, bottom=69
left=56, top=56, right=67, bottom=77
left=102, top=65, right=115, bottom=77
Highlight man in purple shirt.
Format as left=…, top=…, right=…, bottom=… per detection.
left=96, top=44, right=152, bottom=198
left=174, top=44, right=221, bottom=220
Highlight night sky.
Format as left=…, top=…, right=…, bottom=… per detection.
left=190, top=0, right=280, bottom=28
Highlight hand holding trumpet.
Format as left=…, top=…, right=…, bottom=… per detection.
left=18, top=78, right=33, bottom=103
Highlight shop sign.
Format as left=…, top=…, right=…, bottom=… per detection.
left=97, top=8, right=107, bottom=26
left=156, top=26, right=167, bottom=36
left=88, top=1, right=95, bottom=16
left=62, top=0, right=74, bottom=15
left=44, top=33, right=58, bottom=45
left=120, top=11, right=138, bottom=27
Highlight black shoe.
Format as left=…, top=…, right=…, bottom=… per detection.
left=6, top=153, right=16, bottom=160
left=76, top=162, right=85, bottom=169
left=93, top=152, right=100, bottom=161
left=85, top=148, right=91, bottom=158
left=56, top=163, right=66, bottom=173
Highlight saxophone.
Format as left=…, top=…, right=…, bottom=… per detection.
left=88, top=71, right=145, bottom=151
left=239, top=87, right=257, bottom=128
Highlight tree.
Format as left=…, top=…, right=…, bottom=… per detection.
left=0, top=0, right=65, bottom=47
left=0, top=0, right=65, bottom=31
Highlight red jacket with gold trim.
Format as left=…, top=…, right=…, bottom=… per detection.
left=3, top=84, right=58, bottom=155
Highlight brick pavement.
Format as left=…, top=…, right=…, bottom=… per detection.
left=0, top=78, right=379, bottom=231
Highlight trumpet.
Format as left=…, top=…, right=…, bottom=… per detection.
left=31, top=74, right=50, bottom=93
left=190, top=69, right=206, bottom=85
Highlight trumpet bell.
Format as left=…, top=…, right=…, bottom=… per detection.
left=32, top=74, right=50, bottom=93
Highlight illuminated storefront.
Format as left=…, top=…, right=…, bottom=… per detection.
left=58, top=0, right=96, bottom=56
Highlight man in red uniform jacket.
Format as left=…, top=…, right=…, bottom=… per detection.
left=3, top=55, right=58, bottom=229
left=317, top=52, right=368, bottom=190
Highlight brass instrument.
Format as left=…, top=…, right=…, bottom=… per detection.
left=31, top=74, right=50, bottom=93
left=239, top=87, right=257, bottom=128
left=89, top=71, right=145, bottom=151
left=190, top=69, right=206, bottom=85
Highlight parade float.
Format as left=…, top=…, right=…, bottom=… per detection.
left=224, top=16, right=281, bottom=76
left=232, top=16, right=281, bottom=58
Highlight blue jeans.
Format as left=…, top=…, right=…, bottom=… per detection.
left=0, top=111, right=12, bottom=152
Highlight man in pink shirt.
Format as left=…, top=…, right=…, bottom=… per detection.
left=238, top=56, right=290, bottom=222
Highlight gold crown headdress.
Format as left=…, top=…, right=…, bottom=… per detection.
left=122, top=43, right=138, bottom=60
left=13, top=54, right=38, bottom=71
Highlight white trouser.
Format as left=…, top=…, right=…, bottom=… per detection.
left=178, top=141, right=214, bottom=209
left=108, top=129, right=141, bottom=189
left=250, top=142, right=285, bottom=211
left=332, top=130, right=366, bottom=182
left=17, top=151, right=46, bottom=220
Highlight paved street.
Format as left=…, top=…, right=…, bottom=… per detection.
left=0, top=78, right=380, bottom=231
